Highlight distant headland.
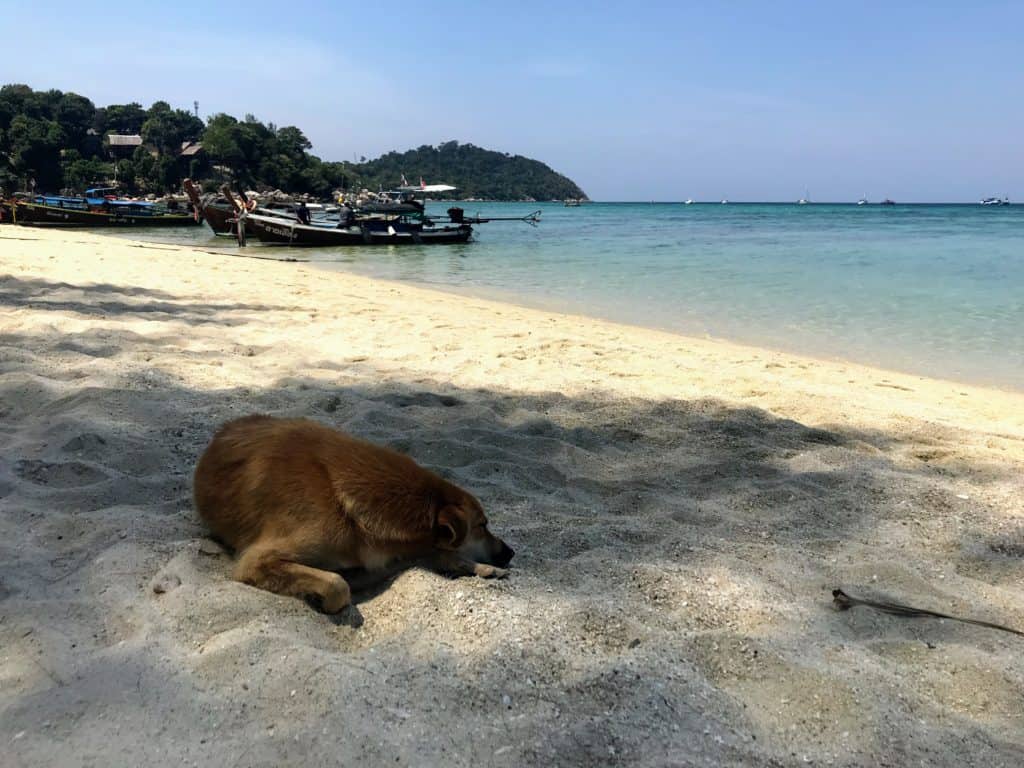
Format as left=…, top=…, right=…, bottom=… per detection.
left=0, top=84, right=587, bottom=201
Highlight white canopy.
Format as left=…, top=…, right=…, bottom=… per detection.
left=395, top=184, right=458, bottom=193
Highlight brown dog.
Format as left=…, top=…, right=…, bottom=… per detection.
left=193, top=414, right=514, bottom=612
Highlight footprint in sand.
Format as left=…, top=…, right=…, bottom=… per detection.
left=231, top=344, right=267, bottom=357
left=15, top=459, right=108, bottom=487
left=61, top=433, right=108, bottom=454
left=374, top=392, right=463, bottom=409
left=54, top=340, right=120, bottom=358
left=913, top=448, right=952, bottom=463
left=988, top=540, right=1024, bottom=558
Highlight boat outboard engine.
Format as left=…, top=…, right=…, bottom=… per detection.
left=447, top=206, right=464, bottom=224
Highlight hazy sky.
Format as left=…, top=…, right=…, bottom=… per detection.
left=4, top=1, right=1022, bottom=201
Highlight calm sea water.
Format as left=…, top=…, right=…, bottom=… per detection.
left=116, top=202, right=1024, bottom=390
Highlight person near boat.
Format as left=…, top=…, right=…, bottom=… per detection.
left=337, top=202, right=355, bottom=228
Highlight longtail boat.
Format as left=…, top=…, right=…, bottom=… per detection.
left=209, top=181, right=540, bottom=247
left=244, top=211, right=473, bottom=246
left=11, top=191, right=199, bottom=227
left=183, top=179, right=316, bottom=235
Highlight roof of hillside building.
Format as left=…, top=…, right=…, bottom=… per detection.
left=179, top=141, right=204, bottom=156
left=107, top=134, right=143, bottom=146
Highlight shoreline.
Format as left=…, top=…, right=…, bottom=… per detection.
left=5, top=226, right=1024, bottom=422
left=343, top=270, right=1024, bottom=398
left=100, top=224, right=1024, bottom=398
left=2, top=226, right=1023, bottom=767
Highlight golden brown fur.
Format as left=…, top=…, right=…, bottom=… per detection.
left=193, top=415, right=514, bottom=612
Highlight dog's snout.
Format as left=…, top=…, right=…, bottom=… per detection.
left=495, top=541, right=515, bottom=567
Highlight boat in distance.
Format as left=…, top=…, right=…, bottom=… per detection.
left=980, top=196, right=1010, bottom=206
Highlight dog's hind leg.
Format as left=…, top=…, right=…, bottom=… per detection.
left=233, top=543, right=351, bottom=613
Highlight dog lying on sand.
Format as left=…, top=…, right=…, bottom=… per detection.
left=193, top=415, right=514, bottom=613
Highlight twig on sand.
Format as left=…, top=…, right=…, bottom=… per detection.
left=832, top=588, right=1024, bottom=638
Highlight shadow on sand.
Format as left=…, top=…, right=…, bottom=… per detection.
left=1, top=273, right=1022, bottom=767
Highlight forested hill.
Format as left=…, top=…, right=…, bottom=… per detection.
left=0, top=84, right=586, bottom=200
left=348, top=142, right=587, bottom=201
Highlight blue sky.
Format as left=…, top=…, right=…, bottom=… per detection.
left=4, top=1, right=1022, bottom=201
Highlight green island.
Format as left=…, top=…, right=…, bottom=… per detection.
left=0, top=84, right=587, bottom=201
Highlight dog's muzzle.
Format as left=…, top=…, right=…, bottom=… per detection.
left=494, top=542, right=515, bottom=568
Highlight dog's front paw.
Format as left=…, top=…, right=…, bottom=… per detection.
left=473, top=563, right=509, bottom=579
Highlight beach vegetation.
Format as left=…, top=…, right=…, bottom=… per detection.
left=0, top=84, right=586, bottom=200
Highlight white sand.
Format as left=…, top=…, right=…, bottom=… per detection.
left=1, top=226, right=1023, bottom=767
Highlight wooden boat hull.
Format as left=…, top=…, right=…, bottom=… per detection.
left=12, top=201, right=200, bottom=227
left=247, top=214, right=472, bottom=246
left=182, top=178, right=233, bottom=234
left=201, top=203, right=237, bottom=234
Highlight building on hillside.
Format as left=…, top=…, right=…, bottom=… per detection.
left=178, top=141, right=206, bottom=175
left=105, top=134, right=143, bottom=159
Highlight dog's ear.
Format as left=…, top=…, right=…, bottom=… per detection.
left=435, top=505, right=468, bottom=549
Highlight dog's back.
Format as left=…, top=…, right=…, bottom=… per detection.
left=194, top=415, right=440, bottom=554
left=194, top=414, right=306, bottom=551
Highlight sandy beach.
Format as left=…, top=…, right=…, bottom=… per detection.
left=2, top=226, right=1023, bottom=767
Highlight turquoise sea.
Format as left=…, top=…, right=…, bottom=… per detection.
left=120, top=202, right=1024, bottom=391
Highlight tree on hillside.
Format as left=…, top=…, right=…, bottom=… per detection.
left=54, top=92, right=96, bottom=153
left=140, top=101, right=203, bottom=156
left=276, top=126, right=313, bottom=159
left=0, top=85, right=34, bottom=129
left=97, top=102, right=147, bottom=135
left=60, top=149, right=111, bottom=192
left=0, top=85, right=587, bottom=198
left=201, top=113, right=246, bottom=174
left=200, top=114, right=331, bottom=194
left=113, top=158, right=137, bottom=192
left=6, top=113, right=64, bottom=190
left=345, top=140, right=587, bottom=200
